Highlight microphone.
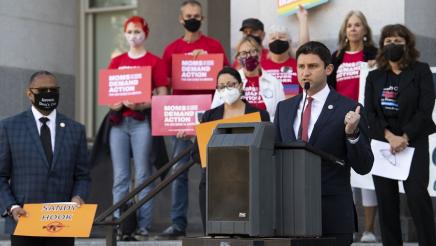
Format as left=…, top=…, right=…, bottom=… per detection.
left=298, top=82, right=311, bottom=140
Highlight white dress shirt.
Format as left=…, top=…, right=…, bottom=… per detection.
left=293, top=85, right=330, bottom=140
left=31, top=106, right=56, bottom=151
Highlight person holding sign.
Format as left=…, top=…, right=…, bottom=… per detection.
left=212, top=36, right=285, bottom=122
left=0, top=71, right=90, bottom=246
left=107, top=16, right=168, bottom=241
left=159, top=0, right=229, bottom=239
left=365, top=24, right=436, bottom=246
left=262, top=5, right=309, bottom=98
left=327, top=11, right=378, bottom=243
left=193, top=66, right=270, bottom=233
left=274, top=41, right=373, bottom=246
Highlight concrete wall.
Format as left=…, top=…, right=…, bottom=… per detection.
left=0, top=0, right=77, bottom=119
left=405, top=0, right=436, bottom=65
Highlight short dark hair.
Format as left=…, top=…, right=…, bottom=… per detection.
left=296, top=41, right=332, bottom=67
left=29, top=70, right=56, bottom=85
left=181, top=0, right=202, bottom=8
left=217, top=66, right=242, bottom=84
left=376, top=24, right=419, bottom=71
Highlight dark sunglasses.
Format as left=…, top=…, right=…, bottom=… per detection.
left=30, top=87, right=60, bottom=93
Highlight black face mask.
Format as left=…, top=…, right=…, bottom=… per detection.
left=183, top=18, right=201, bottom=32
left=383, top=43, right=405, bottom=62
left=269, top=39, right=290, bottom=54
left=32, top=91, right=59, bottom=113
left=248, top=34, right=262, bottom=46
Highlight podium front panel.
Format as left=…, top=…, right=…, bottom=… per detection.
left=208, top=146, right=249, bottom=221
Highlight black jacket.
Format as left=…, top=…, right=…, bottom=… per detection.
left=328, top=46, right=378, bottom=89
left=364, top=61, right=436, bottom=143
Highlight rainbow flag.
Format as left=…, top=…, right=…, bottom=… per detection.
left=277, top=0, right=329, bottom=16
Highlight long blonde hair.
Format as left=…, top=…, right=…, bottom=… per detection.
left=337, top=11, right=375, bottom=52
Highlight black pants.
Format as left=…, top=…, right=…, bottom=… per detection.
left=199, top=168, right=206, bottom=234
left=11, top=235, right=74, bottom=246
left=373, top=140, right=436, bottom=246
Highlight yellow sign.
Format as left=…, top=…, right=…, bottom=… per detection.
left=14, top=203, right=97, bottom=237
left=277, top=0, right=328, bottom=16
left=195, top=112, right=261, bottom=167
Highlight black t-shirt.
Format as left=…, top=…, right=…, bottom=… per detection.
left=380, top=71, right=402, bottom=134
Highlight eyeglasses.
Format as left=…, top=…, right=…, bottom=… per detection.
left=30, top=87, right=60, bottom=93
left=216, top=81, right=239, bottom=90
left=238, top=49, right=259, bottom=58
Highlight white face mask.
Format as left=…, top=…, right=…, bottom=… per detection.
left=125, top=32, right=145, bottom=46
left=218, top=87, right=241, bottom=105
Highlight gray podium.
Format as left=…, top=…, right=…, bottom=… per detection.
left=205, top=122, right=322, bottom=237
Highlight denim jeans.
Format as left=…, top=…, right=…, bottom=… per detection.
left=169, top=137, right=193, bottom=231
left=110, top=117, right=153, bottom=230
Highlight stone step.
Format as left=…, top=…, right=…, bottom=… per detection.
left=0, top=239, right=420, bottom=246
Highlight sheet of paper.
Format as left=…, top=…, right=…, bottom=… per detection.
left=370, top=139, right=414, bottom=180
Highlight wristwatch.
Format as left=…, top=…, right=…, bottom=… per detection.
left=346, top=128, right=360, bottom=140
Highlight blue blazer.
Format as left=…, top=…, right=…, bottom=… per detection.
left=0, top=109, right=90, bottom=234
left=274, top=89, right=374, bottom=234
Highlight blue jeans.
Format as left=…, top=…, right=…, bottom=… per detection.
left=110, top=117, right=153, bottom=230
left=169, top=137, right=192, bottom=231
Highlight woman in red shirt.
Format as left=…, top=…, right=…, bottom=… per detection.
left=108, top=16, right=168, bottom=241
left=327, top=11, right=378, bottom=243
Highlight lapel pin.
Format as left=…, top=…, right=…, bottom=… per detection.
left=328, top=105, right=334, bottom=110
left=60, top=122, right=65, bottom=128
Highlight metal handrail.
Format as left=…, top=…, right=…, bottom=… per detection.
left=94, top=145, right=193, bottom=224
left=93, top=145, right=195, bottom=246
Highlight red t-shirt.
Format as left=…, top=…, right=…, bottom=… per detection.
left=243, top=76, right=266, bottom=110
left=335, top=51, right=364, bottom=101
left=232, top=48, right=269, bottom=69
left=108, top=52, right=169, bottom=118
left=261, top=57, right=301, bottom=98
left=162, top=34, right=230, bottom=95
left=108, top=52, right=169, bottom=89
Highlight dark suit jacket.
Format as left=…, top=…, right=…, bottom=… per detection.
left=0, top=109, right=91, bottom=234
left=274, top=89, right=373, bottom=234
left=365, top=61, right=436, bottom=143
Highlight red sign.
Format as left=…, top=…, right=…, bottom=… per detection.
left=151, top=95, right=212, bottom=136
left=172, top=54, right=223, bottom=90
left=98, top=67, right=151, bottom=105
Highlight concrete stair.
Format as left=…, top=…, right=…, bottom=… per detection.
left=0, top=239, right=421, bottom=246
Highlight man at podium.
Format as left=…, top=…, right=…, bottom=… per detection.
left=274, top=41, right=374, bottom=246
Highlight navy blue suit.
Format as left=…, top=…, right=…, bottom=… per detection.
left=0, top=109, right=90, bottom=234
left=274, top=89, right=373, bottom=235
